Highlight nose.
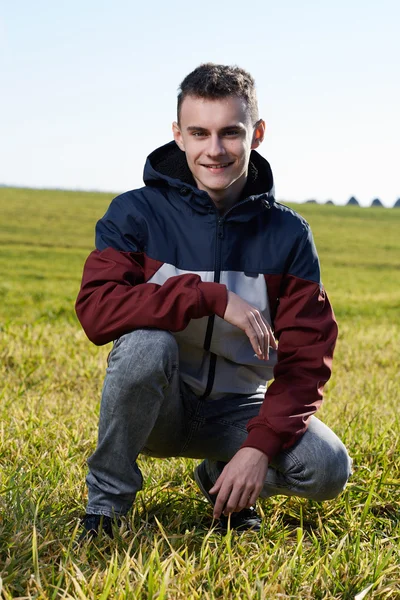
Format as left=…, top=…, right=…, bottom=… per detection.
left=206, top=134, right=226, bottom=157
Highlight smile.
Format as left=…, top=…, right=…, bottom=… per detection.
left=202, top=162, right=234, bottom=169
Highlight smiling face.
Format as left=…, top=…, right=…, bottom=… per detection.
left=172, top=95, right=265, bottom=212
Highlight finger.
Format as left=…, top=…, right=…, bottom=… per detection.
left=247, top=312, right=264, bottom=358
left=223, top=487, right=243, bottom=516
left=209, top=479, right=222, bottom=495
left=266, top=324, right=278, bottom=350
left=245, top=321, right=263, bottom=358
left=256, top=314, right=268, bottom=359
left=254, top=311, right=278, bottom=354
left=247, top=485, right=262, bottom=508
left=213, top=483, right=232, bottom=519
left=236, top=488, right=252, bottom=513
left=262, top=317, right=278, bottom=350
left=249, top=311, right=267, bottom=359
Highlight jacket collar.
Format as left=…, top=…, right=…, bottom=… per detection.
left=143, top=141, right=275, bottom=217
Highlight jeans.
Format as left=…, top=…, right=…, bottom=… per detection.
left=86, top=330, right=352, bottom=517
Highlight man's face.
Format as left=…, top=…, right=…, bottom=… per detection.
left=173, top=95, right=265, bottom=210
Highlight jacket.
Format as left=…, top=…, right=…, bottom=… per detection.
left=75, top=141, right=338, bottom=459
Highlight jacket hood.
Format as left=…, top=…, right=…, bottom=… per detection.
left=143, top=141, right=275, bottom=204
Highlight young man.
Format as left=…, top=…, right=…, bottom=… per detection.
left=76, top=63, right=352, bottom=538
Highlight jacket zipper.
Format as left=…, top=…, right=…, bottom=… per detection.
left=200, top=214, right=224, bottom=399
left=200, top=196, right=270, bottom=399
left=201, top=196, right=258, bottom=398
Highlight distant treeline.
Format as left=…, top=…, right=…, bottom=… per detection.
left=0, top=184, right=398, bottom=208
left=304, top=196, right=400, bottom=208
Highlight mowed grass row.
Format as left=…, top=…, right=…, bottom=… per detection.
left=0, top=187, right=399, bottom=599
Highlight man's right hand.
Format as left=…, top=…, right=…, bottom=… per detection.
left=223, top=291, right=277, bottom=361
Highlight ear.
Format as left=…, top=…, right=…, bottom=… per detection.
left=251, top=119, right=266, bottom=149
left=172, top=121, right=185, bottom=151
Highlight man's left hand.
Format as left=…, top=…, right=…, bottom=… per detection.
left=209, top=447, right=269, bottom=519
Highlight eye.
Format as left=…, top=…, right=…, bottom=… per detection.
left=191, top=131, right=207, bottom=137
left=224, top=130, right=240, bottom=136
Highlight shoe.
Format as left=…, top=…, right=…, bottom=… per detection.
left=78, top=514, right=119, bottom=542
left=219, top=506, right=262, bottom=532
left=194, top=461, right=262, bottom=532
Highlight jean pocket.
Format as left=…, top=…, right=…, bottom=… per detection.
left=107, top=337, right=123, bottom=365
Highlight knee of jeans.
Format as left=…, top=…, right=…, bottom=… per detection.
left=109, top=329, right=179, bottom=382
left=311, top=443, right=352, bottom=501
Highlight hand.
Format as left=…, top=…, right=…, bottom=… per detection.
left=209, top=447, right=269, bottom=519
left=223, top=291, right=277, bottom=361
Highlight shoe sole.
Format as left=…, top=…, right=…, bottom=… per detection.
left=194, top=463, right=216, bottom=506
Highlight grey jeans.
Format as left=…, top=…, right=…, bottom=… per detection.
left=86, top=330, right=352, bottom=517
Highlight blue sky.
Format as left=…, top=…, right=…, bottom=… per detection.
left=1, top=0, right=399, bottom=206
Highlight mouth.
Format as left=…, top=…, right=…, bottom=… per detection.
left=201, top=162, right=234, bottom=171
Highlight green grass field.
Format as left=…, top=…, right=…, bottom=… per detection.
left=0, top=187, right=399, bottom=599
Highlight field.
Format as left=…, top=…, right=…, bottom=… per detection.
left=0, top=187, right=399, bottom=599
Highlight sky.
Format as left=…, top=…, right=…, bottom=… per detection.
left=1, top=0, right=399, bottom=206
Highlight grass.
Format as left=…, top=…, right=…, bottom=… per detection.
left=0, top=187, right=399, bottom=599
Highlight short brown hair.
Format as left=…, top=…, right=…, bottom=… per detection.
left=177, top=63, right=259, bottom=124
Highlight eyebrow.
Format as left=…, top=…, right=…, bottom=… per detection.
left=186, top=124, right=246, bottom=132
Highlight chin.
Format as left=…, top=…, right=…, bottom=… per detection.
left=203, top=174, right=236, bottom=187
left=205, top=184, right=232, bottom=195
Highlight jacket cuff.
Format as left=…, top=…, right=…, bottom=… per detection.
left=198, top=282, right=228, bottom=317
left=240, top=425, right=283, bottom=460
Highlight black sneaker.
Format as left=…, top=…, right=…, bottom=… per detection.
left=194, top=461, right=262, bottom=532
left=79, top=514, right=119, bottom=542
left=219, top=506, right=262, bottom=532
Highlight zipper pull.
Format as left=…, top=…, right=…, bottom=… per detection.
left=217, top=218, right=224, bottom=239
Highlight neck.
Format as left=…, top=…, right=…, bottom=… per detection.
left=196, top=171, right=248, bottom=215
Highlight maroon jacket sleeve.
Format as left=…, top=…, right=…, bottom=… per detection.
left=241, top=229, right=338, bottom=459
left=75, top=248, right=227, bottom=345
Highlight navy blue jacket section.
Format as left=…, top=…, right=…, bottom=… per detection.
left=76, top=141, right=337, bottom=459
